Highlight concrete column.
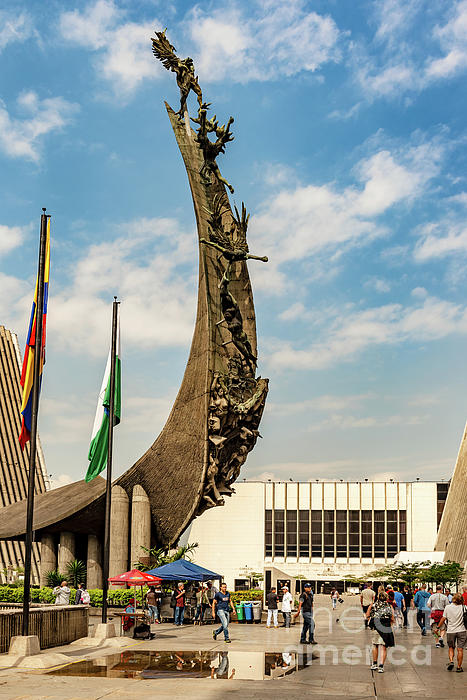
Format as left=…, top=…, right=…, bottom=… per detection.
left=87, top=534, right=103, bottom=589
left=131, top=485, right=151, bottom=568
left=40, top=533, right=56, bottom=587
left=109, top=485, right=129, bottom=580
left=58, top=531, right=75, bottom=574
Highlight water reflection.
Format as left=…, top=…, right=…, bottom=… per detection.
left=49, top=650, right=311, bottom=680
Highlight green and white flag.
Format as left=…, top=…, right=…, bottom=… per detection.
left=85, top=310, right=121, bottom=483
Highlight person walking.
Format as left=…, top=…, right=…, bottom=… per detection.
left=366, top=591, right=395, bottom=674
left=53, top=580, right=71, bottom=605
left=194, top=584, right=209, bottom=625
left=414, top=584, right=431, bottom=635
left=294, top=583, right=316, bottom=645
left=360, top=583, right=375, bottom=629
left=212, top=582, right=235, bottom=643
left=436, top=592, right=467, bottom=672
left=330, top=587, right=339, bottom=610
left=445, top=587, right=453, bottom=603
left=75, top=583, right=84, bottom=605
left=266, top=586, right=279, bottom=628
left=393, top=587, right=405, bottom=629
left=462, top=585, right=467, bottom=605
left=146, top=586, right=160, bottom=624
left=402, top=585, right=413, bottom=628
left=174, top=582, right=186, bottom=626
left=281, top=585, right=293, bottom=628
left=427, top=584, right=449, bottom=648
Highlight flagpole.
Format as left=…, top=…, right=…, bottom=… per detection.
left=102, top=297, right=119, bottom=624
left=22, top=208, right=49, bottom=637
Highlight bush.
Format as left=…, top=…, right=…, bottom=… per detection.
left=231, top=590, right=263, bottom=605
left=46, top=570, right=65, bottom=588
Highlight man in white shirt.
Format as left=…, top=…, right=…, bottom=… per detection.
left=281, top=585, right=293, bottom=628
left=360, top=583, right=375, bottom=629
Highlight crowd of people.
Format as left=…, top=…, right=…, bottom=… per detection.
left=359, top=581, right=467, bottom=673
left=50, top=573, right=467, bottom=676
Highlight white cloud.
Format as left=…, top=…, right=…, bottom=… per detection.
left=414, top=221, right=467, bottom=261
left=0, top=92, right=77, bottom=162
left=58, top=0, right=161, bottom=95
left=308, top=412, right=428, bottom=432
left=426, top=0, right=467, bottom=79
left=188, top=0, right=342, bottom=83
left=364, top=277, right=391, bottom=293
left=0, top=11, right=33, bottom=51
left=266, top=294, right=467, bottom=370
left=353, top=0, right=467, bottom=99
left=267, top=393, right=372, bottom=416
left=0, top=215, right=198, bottom=358
left=0, top=224, right=26, bottom=256
left=249, top=137, right=443, bottom=293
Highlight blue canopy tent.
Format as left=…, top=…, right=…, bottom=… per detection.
left=145, top=558, right=222, bottom=582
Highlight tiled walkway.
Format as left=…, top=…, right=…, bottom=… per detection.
left=0, top=595, right=465, bottom=699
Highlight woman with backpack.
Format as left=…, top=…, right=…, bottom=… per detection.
left=366, top=591, right=395, bottom=673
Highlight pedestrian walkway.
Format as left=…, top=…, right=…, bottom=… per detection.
left=0, top=595, right=465, bottom=698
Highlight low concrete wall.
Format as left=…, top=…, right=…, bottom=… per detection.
left=0, top=605, right=88, bottom=653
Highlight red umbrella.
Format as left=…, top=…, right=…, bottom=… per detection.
left=108, top=569, right=162, bottom=614
left=108, top=569, right=162, bottom=586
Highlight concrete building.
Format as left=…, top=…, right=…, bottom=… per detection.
left=185, top=480, right=449, bottom=592
left=0, top=326, right=49, bottom=583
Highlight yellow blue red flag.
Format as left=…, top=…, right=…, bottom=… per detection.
left=19, top=217, right=50, bottom=450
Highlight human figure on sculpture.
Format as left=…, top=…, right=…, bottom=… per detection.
left=436, top=592, right=467, bottom=672
left=174, top=582, right=186, bottom=625
left=212, top=582, right=235, bottom=643
left=53, top=580, right=71, bottom=605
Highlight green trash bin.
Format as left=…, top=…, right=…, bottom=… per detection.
left=235, top=602, right=245, bottom=623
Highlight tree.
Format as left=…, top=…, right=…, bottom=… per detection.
left=135, top=543, right=198, bottom=571
left=422, top=561, right=463, bottom=589
left=66, top=560, right=87, bottom=588
left=369, top=561, right=430, bottom=588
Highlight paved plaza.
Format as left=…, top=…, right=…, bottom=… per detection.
left=0, top=596, right=466, bottom=699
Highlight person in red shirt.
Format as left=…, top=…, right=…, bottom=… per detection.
left=462, top=586, right=467, bottom=605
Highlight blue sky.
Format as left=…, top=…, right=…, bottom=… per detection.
left=1, top=0, right=467, bottom=488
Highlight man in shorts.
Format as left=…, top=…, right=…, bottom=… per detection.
left=436, top=592, right=466, bottom=672
left=427, top=584, right=448, bottom=648
left=361, top=583, right=375, bottom=629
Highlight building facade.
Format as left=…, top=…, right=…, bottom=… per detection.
left=186, top=480, right=449, bottom=591
left=0, top=326, right=49, bottom=583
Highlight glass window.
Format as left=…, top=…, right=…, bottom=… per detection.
left=361, top=510, right=372, bottom=556
left=265, top=509, right=272, bottom=557
left=286, top=510, right=297, bottom=557
left=299, top=510, right=309, bottom=557
left=274, top=509, right=284, bottom=557
left=324, top=510, right=334, bottom=555
left=311, top=510, right=322, bottom=556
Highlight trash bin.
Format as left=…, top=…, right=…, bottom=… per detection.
left=244, top=602, right=253, bottom=624
left=252, top=600, right=262, bottom=624
left=235, top=602, right=245, bottom=623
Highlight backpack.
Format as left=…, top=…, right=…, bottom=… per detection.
left=170, top=592, right=177, bottom=609
left=371, top=601, right=392, bottom=631
left=462, top=604, right=467, bottom=630
left=81, top=590, right=90, bottom=604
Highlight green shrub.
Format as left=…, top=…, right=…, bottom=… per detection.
left=46, top=570, right=65, bottom=588
left=231, top=590, right=263, bottom=605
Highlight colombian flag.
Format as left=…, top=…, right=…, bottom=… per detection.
left=19, top=217, right=50, bottom=450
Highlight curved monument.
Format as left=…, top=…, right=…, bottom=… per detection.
left=0, top=31, right=268, bottom=574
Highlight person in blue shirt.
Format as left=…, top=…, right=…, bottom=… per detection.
left=393, top=587, right=406, bottom=628
left=212, top=582, right=235, bottom=643
left=414, top=584, right=431, bottom=635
